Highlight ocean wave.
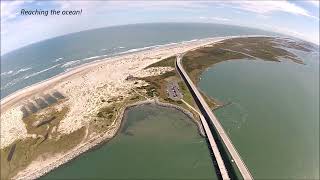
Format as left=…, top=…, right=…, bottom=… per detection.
left=23, top=64, right=61, bottom=80
left=1, top=67, right=32, bottom=78
left=1, top=70, right=13, bottom=76
left=100, top=46, right=126, bottom=52
left=1, top=77, right=23, bottom=91
left=1, top=64, right=61, bottom=93
left=10, top=39, right=216, bottom=81
left=82, top=55, right=102, bottom=61
left=12, top=67, right=32, bottom=76
left=189, top=39, right=199, bottom=42
left=97, top=40, right=203, bottom=61
left=61, top=55, right=106, bottom=69
left=61, top=60, right=82, bottom=68
left=115, top=46, right=125, bottom=50
left=62, top=55, right=108, bottom=72
left=116, top=40, right=200, bottom=55
left=118, top=45, right=161, bottom=55
left=54, top=57, right=63, bottom=62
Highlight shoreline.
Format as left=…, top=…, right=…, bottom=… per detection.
left=0, top=35, right=271, bottom=111
left=13, top=99, right=205, bottom=180
left=2, top=36, right=230, bottom=153
left=0, top=38, right=217, bottom=109
left=3, top=35, right=272, bottom=179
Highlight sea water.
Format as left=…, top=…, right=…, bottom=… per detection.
left=2, top=23, right=317, bottom=179
left=42, top=105, right=218, bottom=179
left=1, top=23, right=277, bottom=99
left=199, top=49, right=319, bottom=179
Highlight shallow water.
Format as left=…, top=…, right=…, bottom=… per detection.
left=199, top=52, right=319, bottom=179
left=2, top=23, right=318, bottom=179
left=42, top=105, right=218, bottom=179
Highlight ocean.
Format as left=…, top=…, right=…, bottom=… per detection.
left=2, top=23, right=318, bottom=179
left=1, top=23, right=278, bottom=99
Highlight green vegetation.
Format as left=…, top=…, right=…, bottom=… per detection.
left=178, top=81, right=193, bottom=105
left=90, top=104, right=119, bottom=134
left=182, top=37, right=309, bottom=84
left=0, top=102, right=88, bottom=180
left=183, top=48, right=247, bottom=83
left=90, top=93, right=148, bottom=135
left=138, top=56, right=220, bottom=119
left=200, top=91, right=220, bottom=109
left=145, top=56, right=176, bottom=68
left=23, top=106, right=69, bottom=137
left=1, top=127, right=85, bottom=180
left=5, top=37, right=306, bottom=179
left=137, top=72, right=174, bottom=99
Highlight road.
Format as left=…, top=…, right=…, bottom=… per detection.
left=176, top=54, right=253, bottom=180
left=181, top=99, right=230, bottom=179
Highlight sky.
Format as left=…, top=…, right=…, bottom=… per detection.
left=1, top=0, right=319, bottom=55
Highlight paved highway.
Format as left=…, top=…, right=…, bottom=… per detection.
left=180, top=99, right=230, bottom=180
left=176, top=54, right=253, bottom=180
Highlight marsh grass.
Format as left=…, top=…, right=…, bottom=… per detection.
left=0, top=101, right=89, bottom=180
left=182, top=37, right=308, bottom=84
left=1, top=127, right=85, bottom=179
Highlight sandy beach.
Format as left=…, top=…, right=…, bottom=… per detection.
left=12, top=98, right=206, bottom=180
left=1, top=35, right=266, bottom=180
left=0, top=36, right=231, bottom=180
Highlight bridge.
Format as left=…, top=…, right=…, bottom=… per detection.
left=176, top=54, right=253, bottom=180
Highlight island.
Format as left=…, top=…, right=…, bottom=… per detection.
left=0, top=36, right=314, bottom=180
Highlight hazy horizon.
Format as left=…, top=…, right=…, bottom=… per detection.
left=1, top=1, right=319, bottom=54
left=2, top=22, right=318, bottom=57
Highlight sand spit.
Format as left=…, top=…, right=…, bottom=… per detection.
left=133, top=66, right=175, bottom=78
left=0, top=106, right=27, bottom=149
left=2, top=35, right=268, bottom=179
left=1, top=35, right=269, bottom=109
left=12, top=99, right=204, bottom=180
left=1, top=36, right=226, bottom=149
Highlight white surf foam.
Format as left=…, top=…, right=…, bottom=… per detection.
left=82, top=55, right=102, bottom=61
left=54, top=57, right=64, bottom=62
left=61, top=60, right=82, bottom=68
left=23, top=64, right=61, bottom=80
left=1, top=77, right=22, bottom=90
left=1, top=70, right=13, bottom=76
left=12, top=67, right=32, bottom=76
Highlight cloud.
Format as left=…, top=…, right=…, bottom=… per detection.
left=53, top=1, right=205, bottom=12
left=1, top=1, right=207, bottom=54
left=199, top=16, right=230, bottom=22
left=1, top=1, right=29, bottom=23
left=1, top=1, right=319, bottom=54
left=262, top=25, right=319, bottom=45
left=226, top=1, right=318, bottom=20
left=306, top=0, right=319, bottom=7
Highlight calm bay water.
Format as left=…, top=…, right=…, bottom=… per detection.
left=1, top=23, right=318, bottom=179
left=199, top=50, right=319, bottom=179
left=42, top=105, right=217, bottom=179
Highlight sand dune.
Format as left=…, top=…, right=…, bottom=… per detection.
left=1, top=37, right=228, bottom=149
left=1, top=36, right=266, bottom=180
